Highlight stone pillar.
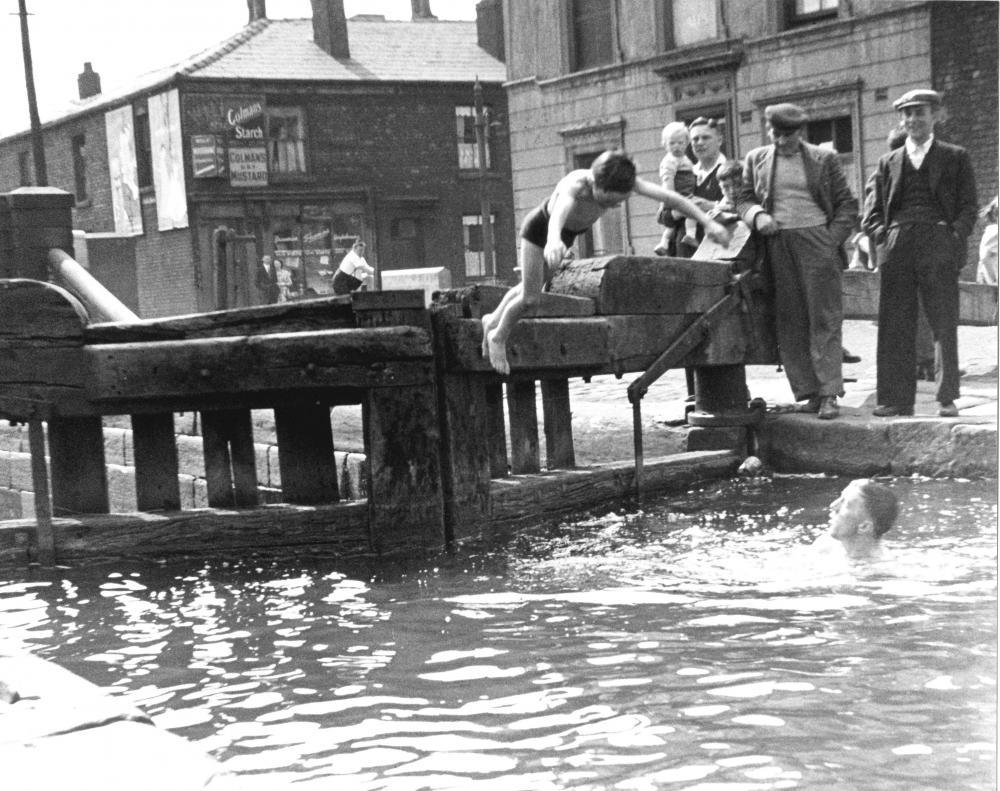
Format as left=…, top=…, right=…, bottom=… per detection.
left=0, top=187, right=75, bottom=280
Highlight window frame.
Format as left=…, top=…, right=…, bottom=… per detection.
left=455, top=105, right=494, bottom=171
left=462, top=212, right=499, bottom=279
left=134, top=105, right=154, bottom=189
left=265, top=105, right=307, bottom=176
left=661, top=0, right=720, bottom=51
left=566, top=0, right=618, bottom=73
left=71, top=133, right=88, bottom=204
left=783, top=0, right=839, bottom=29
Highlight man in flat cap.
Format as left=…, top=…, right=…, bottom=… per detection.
left=862, top=89, right=977, bottom=417
left=736, top=102, right=858, bottom=419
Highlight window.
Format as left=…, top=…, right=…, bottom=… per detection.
left=569, top=0, right=614, bottom=71
left=266, top=106, right=306, bottom=174
left=463, top=213, right=497, bottom=278
left=134, top=107, right=153, bottom=188
left=670, top=0, right=718, bottom=48
left=71, top=134, right=88, bottom=202
left=456, top=106, right=493, bottom=170
left=804, top=114, right=856, bottom=192
left=18, top=151, right=32, bottom=186
left=785, top=0, right=838, bottom=27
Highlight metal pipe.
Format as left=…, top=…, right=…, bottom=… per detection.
left=47, top=248, right=139, bottom=323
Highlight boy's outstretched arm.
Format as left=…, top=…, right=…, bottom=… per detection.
left=634, top=178, right=731, bottom=245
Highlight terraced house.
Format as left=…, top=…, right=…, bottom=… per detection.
left=500, top=0, right=998, bottom=267
left=0, top=0, right=514, bottom=317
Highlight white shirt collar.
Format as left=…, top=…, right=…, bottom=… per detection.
left=905, top=134, right=934, bottom=165
left=693, top=153, right=726, bottom=182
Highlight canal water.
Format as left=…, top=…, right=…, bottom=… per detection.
left=2, top=475, right=995, bottom=789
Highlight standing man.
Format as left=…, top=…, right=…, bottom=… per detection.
left=863, top=89, right=978, bottom=418
left=736, top=103, right=858, bottom=420
left=256, top=254, right=279, bottom=304
left=676, top=117, right=728, bottom=258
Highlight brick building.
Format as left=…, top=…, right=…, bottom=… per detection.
left=500, top=0, right=998, bottom=265
left=0, top=0, right=514, bottom=317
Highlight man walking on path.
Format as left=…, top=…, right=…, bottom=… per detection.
left=736, top=103, right=858, bottom=420
left=862, top=89, right=978, bottom=418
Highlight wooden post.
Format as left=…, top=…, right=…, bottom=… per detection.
left=541, top=378, right=575, bottom=469
left=366, top=383, right=445, bottom=552
left=48, top=416, right=109, bottom=514
left=437, top=373, right=493, bottom=541
left=274, top=404, right=339, bottom=504
left=201, top=409, right=258, bottom=507
left=506, top=379, right=540, bottom=474
left=131, top=413, right=181, bottom=511
left=485, top=380, right=508, bottom=477
left=27, top=419, right=54, bottom=563
left=0, top=187, right=74, bottom=280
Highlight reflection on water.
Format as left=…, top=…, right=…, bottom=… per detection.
left=1, top=476, right=995, bottom=789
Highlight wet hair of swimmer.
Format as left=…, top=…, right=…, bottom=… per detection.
left=857, top=480, right=900, bottom=538
left=591, top=149, right=637, bottom=194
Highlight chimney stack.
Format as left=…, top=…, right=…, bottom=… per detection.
left=311, top=0, right=350, bottom=59
left=247, top=0, right=267, bottom=23
left=476, top=0, right=505, bottom=62
left=77, top=62, right=101, bottom=100
left=411, top=0, right=437, bottom=20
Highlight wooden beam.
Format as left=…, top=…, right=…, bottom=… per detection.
left=274, top=404, right=339, bottom=505
left=131, top=413, right=181, bottom=511
left=541, top=378, right=575, bottom=469
left=506, top=379, right=540, bottom=474
left=48, top=416, right=109, bottom=514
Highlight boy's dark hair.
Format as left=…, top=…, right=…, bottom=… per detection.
left=716, top=160, right=743, bottom=185
left=591, top=149, right=637, bottom=194
left=858, top=480, right=899, bottom=537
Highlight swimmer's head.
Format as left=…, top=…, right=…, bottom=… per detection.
left=829, top=479, right=899, bottom=541
left=590, top=149, right=636, bottom=202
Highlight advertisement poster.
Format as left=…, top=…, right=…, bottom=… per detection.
left=149, top=89, right=189, bottom=230
left=225, top=97, right=268, bottom=188
left=104, top=105, right=143, bottom=235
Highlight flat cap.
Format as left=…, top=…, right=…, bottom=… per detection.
left=765, top=103, right=808, bottom=129
left=893, top=89, right=942, bottom=110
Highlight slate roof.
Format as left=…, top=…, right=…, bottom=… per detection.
left=4, top=17, right=506, bottom=140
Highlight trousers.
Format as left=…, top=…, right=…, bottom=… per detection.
left=876, top=223, right=960, bottom=407
left=765, top=226, right=844, bottom=400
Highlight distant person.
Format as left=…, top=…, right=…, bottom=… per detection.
left=653, top=121, right=698, bottom=256
left=977, top=195, right=998, bottom=285
left=736, top=103, right=859, bottom=420
left=816, top=479, right=899, bottom=561
left=256, top=254, right=279, bottom=304
left=275, top=259, right=294, bottom=302
left=863, top=89, right=978, bottom=418
left=481, top=149, right=731, bottom=375
left=332, top=239, right=375, bottom=295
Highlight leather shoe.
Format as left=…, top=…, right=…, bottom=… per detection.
left=818, top=396, right=839, bottom=420
left=938, top=401, right=959, bottom=417
left=872, top=404, right=913, bottom=417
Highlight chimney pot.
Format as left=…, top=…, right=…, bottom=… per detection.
left=247, top=0, right=267, bottom=23
left=411, top=0, right=436, bottom=20
left=77, top=62, right=102, bottom=100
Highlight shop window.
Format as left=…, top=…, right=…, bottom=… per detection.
left=784, top=0, right=838, bottom=28
left=569, top=0, right=614, bottom=72
left=18, top=151, right=32, bottom=186
left=666, top=0, right=718, bottom=49
left=71, top=134, right=88, bottom=202
left=266, top=106, right=306, bottom=174
left=272, top=209, right=366, bottom=298
left=456, top=106, right=494, bottom=170
left=134, top=107, right=153, bottom=188
left=463, top=213, right=497, bottom=278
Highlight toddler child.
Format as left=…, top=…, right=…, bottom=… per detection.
left=653, top=121, right=698, bottom=255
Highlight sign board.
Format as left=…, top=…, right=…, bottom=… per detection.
left=192, top=135, right=225, bottom=178
left=224, top=97, right=268, bottom=187
left=228, top=147, right=268, bottom=187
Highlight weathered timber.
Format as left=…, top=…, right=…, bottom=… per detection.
left=1, top=502, right=370, bottom=559
left=365, top=383, right=446, bottom=551
left=507, top=379, right=540, bottom=474
left=27, top=419, right=54, bottom=563
left=842, top=270, right=998, bottom=325
left=352, top=289, right=431, bottom=330
left=485, top=380, right=509, bottom=477
left=131, top=413, right=181, bottom=511
left=86, top=327, right=435, bottom=403
left=437, top=372, right=494, bottom=540
left=541, top=378, right=575, bottom=469
left=48, top=416, right=109, bottom=514
left=201, top=409, right=258, bottom=508
left=546, top=255, right=732, bottom=314
left=274, top=404, right=339, bottom=504
left=488, top=450, right=740, bottom=528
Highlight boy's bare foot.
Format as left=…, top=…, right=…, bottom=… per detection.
left=653, top=243, right=669, bottom=256
left=480, top=313, right=493, bottom=357
left=486, top=329, right=510, bottom=375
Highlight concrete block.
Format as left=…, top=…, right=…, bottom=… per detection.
left=178, top=474, right=198, bottom=511
left=0, top=423, right=27, bottom=453
left=266, top=445, right=282, bottom=489
left=762, top=416, right=894, bottom=476
left=9, top=451, right=36, bottom=492
left=255, top=443, right=271, bottom=487
left=950, top=424, right=998, bottom=477
left=106, top=464, right=137, bottom=513
left=887, top=419, right=960, bottom=476
left=0, top=488, right=24, bottom=519
left=380, top=267, right=452, bottom=305
left=176, top=434, right=206, bottom=479
left=685, top=426, right=746, bottom=453
left=103, top=428, right=130, bottom=467
left=191, top=477, right=209, bottom=509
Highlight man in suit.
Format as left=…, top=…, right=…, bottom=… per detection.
left=256, top=254, right=279, bottom=304
left=736, top=103, right=858, bottom=420
left=862, top=89, right=978, bottom=418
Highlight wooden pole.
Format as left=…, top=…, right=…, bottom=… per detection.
left=18, top=0, right=47, bottom=186
left=27, top=419, right=55, bottom=564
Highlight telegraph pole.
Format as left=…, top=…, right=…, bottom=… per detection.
left=473, top=78, right=494, bottom=279
left=18, top=0, right=48, bottom=185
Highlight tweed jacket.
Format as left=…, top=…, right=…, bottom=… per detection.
left=861, top=139, right=978, bottom=245
left=736, top=140, right=858, bottom=249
